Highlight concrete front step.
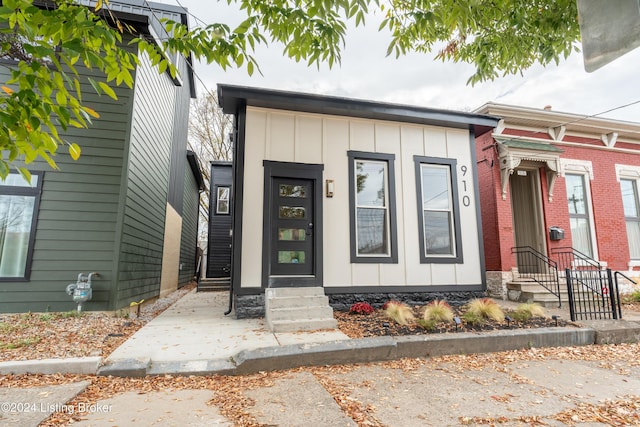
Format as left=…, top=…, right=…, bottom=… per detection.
left=198, top=278, right=230, bottom=292
left=267, top=306, right=335, bottom=322
left=265, top=287, right=336, bottom=332
left=268, top=318, right=338, bottom=333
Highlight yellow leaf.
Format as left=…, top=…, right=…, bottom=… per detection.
left=95, top=0, right=103, bottom=11
left=82, top=106, right=100, bottom=119
left=68, top=143, right=81, bottom=160
left=1, top=86, right=13, bottom=95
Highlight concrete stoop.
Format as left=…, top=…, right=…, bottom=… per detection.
left=265, top=287, right=338, bottom=332
left=507, top=279, right=567, bottom=307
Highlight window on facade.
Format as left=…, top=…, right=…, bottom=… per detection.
left=565, top=173, right=594, bottom=258
left=621, top=178, right=640, bottom=259
left=348, top=151, right=397, bottom=263
left=414, top=156, right=462, bottom=263
left=0, top=172, right=42, bottom=280
left=216, top=186, right=230, bottom=215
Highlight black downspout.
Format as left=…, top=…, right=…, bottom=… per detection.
left=224, top=117, right=240, bottom=316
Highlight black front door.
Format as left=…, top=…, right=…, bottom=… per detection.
left=262, top=161, right=323, bottom=288
left=271, top=177, right=314, bottom=276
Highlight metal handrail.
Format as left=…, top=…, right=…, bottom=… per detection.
left=511, top=246, right=561, bottom=307
left=551, top=247, right=601, bottom=271
left=614, top=271, right=637, bottom=319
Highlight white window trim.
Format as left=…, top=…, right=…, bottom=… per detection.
left=617, top=164, right=640, bottom=269
left=559, top=158, right=594, bottom=180
left=420, top=163, right=456, bottom=258
left=564, top=170, right=599, bottom=262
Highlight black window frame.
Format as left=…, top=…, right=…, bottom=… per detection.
left=0, top=170, right=44, bottom=282
left=215, top=185, right=231, bottom=215
left=347, top=151, right=398, bottom=264
left=414, top=156, right=463, bottom=264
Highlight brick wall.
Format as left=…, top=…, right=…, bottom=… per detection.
left=479, top=129, right=640, bottom=273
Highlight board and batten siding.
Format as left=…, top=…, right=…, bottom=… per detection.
left=207, top=163, right=233, bottom=278
left=240, top=106, right=482, bottom=290
left=0, top=66, right=132, bottom=312
left=179, top=162, right=200, bottom=286
left=114, top=51, right=176, bottom=307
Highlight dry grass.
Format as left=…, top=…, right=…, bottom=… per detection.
left=465, top=298, right=505, bottom=322
left=422, top=300, right=454, bottom=322
left=510, top=303, right=546, bottom=322
left=383, top=301, right=415, bottom=326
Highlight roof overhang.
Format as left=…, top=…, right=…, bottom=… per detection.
left=218, top=84, right=500, bottom=136
left=187, top=151, right=205, bottom=191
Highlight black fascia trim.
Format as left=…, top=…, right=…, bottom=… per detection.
left=469, top=130, right=487, bottom=290
left=414, top=156, right=464, bottom=264
left=261, top=161, right=324, bottom=288
left=323, top=284, right=483, bottom=294
left=217, top=84, right=499, bottom=134
left=186, top=150, right=205, bottom=191
left=0, top=170, right=44, bottom=282
left=348, top=151, right=398, bottom=264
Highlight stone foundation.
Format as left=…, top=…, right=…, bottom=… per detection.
left=485, top=271, right=514, bottom=300
left=234, top=294, right=265, bottom=319
left=328, top=291, right=486, bottom=312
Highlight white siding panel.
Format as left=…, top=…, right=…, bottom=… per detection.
left=323, top=118, right=352, bottom=287
left=400, top=125, right=432, bottom=285
left=375, top=123, right=406, bottom=285
left=352, top=263, right=380, bottom=286
left=295, top=115, right=323, bottom=164
left=431, top=264, right=458, bottom=285
left=268, top=112, right=295, bottom=162
left=425, top=127, right=448, bottom=158
left=349, top=120, right=375, bottom=152
left=241, top=109, right=267, bottom=288
left=447, top=129, right=482, bottom=284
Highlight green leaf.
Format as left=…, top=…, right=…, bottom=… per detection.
left=97, top=81, right=117, bottom=100
left=17, top=167, right=31, bottom=185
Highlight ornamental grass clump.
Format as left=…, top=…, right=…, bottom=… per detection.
left=422, top=300, right=454, bottom=323
left=464, top=298, right=505, bottom=322
left=349, top=302, right=374, bottom=315
left=510, top=303, right=546, bottom=322
left=383, top=301, right=415, bottom=326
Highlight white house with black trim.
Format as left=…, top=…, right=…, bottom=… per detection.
left=215, top=84, right=499, bottom=323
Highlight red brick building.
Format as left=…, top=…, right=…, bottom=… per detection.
left=474, top=103, right=640, bottom=300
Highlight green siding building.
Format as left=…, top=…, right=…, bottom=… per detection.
left=0, top=0, right=204, bottom=312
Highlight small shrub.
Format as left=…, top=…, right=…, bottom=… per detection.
left=349, top=302, right=374, bottom=315
left=416, top=318, right=437, bottom=331
left=623, top=290, right=640, bottom=303
left=39, top=313, right=55, bottom=322
left=465, top=298, right=505, bottom=322
left=513, top=303, right=545, bottom=321
left=383, top=301, right=415, bottom=326
left=462, top=311, right=484, bottom=326
left=422, top=300, right=454, bottom=323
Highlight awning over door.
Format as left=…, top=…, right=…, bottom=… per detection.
left=497, top=138, right=563, bottom=202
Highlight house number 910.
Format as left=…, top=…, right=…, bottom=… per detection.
left=460, top=165, right=471, bottom=207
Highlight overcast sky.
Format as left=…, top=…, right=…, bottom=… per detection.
left=158, top=0, right=640, bottom=122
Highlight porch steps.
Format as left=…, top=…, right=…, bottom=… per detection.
left=197, top=277, right=230, bottom=292
left=265, top=287, right=338, bottom=333
left=507, top=279, right=569, bottom=308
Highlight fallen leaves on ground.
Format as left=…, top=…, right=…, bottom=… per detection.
left=0, top=283, right=195, bottom=362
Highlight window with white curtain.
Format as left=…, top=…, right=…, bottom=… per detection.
left=0, top=172, right=42, bottom=280
left=621, top=178, right=640, bottom=260
left=565, top=173, right=595, bottom=258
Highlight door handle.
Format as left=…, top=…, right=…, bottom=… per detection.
left=306, top=222, right=313, bottom=235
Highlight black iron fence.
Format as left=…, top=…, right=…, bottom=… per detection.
left=512, top=246, right=561, bottom=306
left=565, top=268, right=622, bottom=321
